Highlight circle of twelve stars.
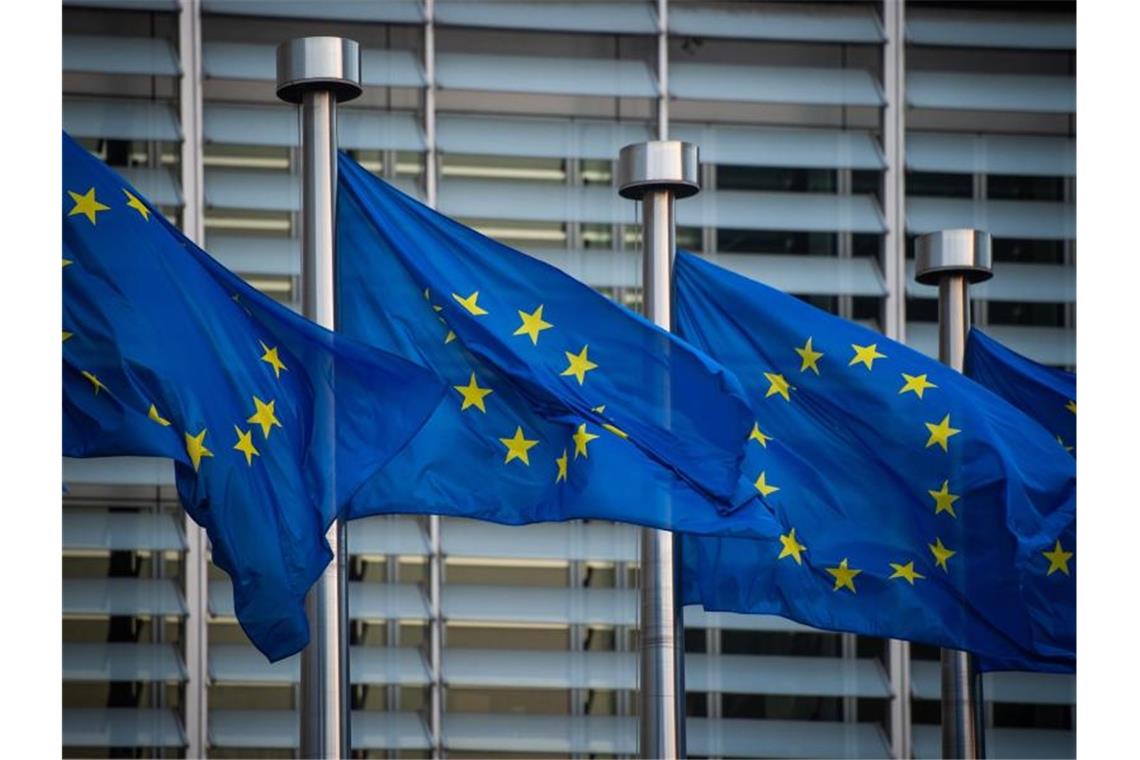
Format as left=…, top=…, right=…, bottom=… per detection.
left=758, top=336, right=1074, bottom=594
left=66, top=185, right=1074, bottom=596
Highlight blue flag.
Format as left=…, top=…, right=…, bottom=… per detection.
left=62, top=133, right=444, bottom=660
left=336, top=154, right=771, bottom=535
left=673, top=251, right=1075, bottom=672
left=966, top=328, right=1076, bottom=457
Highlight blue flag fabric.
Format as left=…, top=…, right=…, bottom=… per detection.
left=966, top=328, right=1076, bottom=457
left=62, top=133, right=444, bottom=661
left=336, top=154, right=772, bottom=535
left=673, top=252, right=1075, bottom=672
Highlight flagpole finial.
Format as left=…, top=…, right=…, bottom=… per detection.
left=617, top=141, right=700, bottom=200
left=275, top=36, right=363, bottom=105
left=915, top=229, right=993, bottom=285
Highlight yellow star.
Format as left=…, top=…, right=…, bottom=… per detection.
left=777, top=528, right=806, bottom=565
left=826, top=558, right=861, bottom=593
left=1056, top=435, right=1074, bottom=454
left=247, top=396, right=283, bottom=439
left=513, top=305, right=553, bottom=345
left=63, top=258, right=73, bottom=268
left=500, top=426, right=539, bottom=466
left=259, top=341, right=288, bottom=379
left=123, top=188, right=150, bottom=220
left=443, top=323, right=457, bottom=344
left=763, top=372, right=791, bottom=402
left=148, top=404, right=171, bottom=427
left=232, top=425, right=261, bottom=466
left=794, top=337, right=824, bottom=375
left=1066, top=399, right=1076, bottom=414
left=184, top=428, right=213, bottom=472
left=555, top=449, right=568, bottom=483
left=572, top=423, right=600, bottom=459
left=452, top=290, right=488, bottom=316
left=454, top=372, right=493, bottom=413
left=928, top=480, right=959, bottom=518
left=899, top=373, right=937, bottom=399
left=67, top=187, right=110, bottom=225
left=929, top=537, right=956, bottom=572
left=591, top=405, right=629, bottom=439
left=1043, top=540, right=1073, bottom=576
left=63, top=330, right=73, bottom=342
left=889, top=561, right=925, bottom=585
left=753, top=471, right=780, bottom=498
left=81, top=371, right=107, bottom=394
left=924, top=414, right=961, bottom=452
left=849, top=343, right=887, bottom=370
left=748, top=422, right=772, bottom=447
left=561, top=345, right=598, bottom=385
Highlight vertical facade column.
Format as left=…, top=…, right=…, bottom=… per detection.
left=700, top=162, right=716, bottom=256
left=837, top=168, right=854, bottom=319
left=656, top=0, right=669, bottom=140
left=1062, top=176, right=1075, bottom=342
left=424, top=0, right=439, bottom=208
left=881, top=0, right=907, bottom=342
left=971, top=174, right=990, bottom=327
left=615, top=558, right=632, bottom=728
left=423, top=4, right=444, bottom=757
left=177, top=2, right=207, bottom=756
left=882, top=3, right=911, bottom=757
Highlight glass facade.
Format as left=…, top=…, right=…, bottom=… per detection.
left=62, top=1, right=1076, bottom=757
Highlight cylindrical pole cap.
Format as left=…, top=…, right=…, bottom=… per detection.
left=617, top=141, right=700, bottom=200
left=914, top=229, right=994, bottom=285
left=276, top=36, right=363, bottom=104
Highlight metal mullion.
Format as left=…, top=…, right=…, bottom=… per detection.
left=838, top=168, right=854, bottom=319
left=882, top=3, right=911, bottom=758
left=972, top=173, right=989, bottom=327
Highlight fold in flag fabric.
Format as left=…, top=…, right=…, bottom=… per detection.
left=62, top=133, right=444, bottom=661
left=966, top=327, right=1076, bottom=458
left=673, top=251, right=1075, bottom=672
left=336, top=154, right=773, bottom=536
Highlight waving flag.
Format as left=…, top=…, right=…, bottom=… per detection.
left=336, top=154, right=774, bottom=537
left=62, top=133, right=443, bottom=660
left=966, top=327, right=1076, bottom=457
left=674, top=252, right=1075, bottom=672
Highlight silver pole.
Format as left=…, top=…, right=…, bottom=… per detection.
left=276, top=37, right=363, bottom=760
left=914, top=229, right=993, bottom=760
left=618, top=141, right=700, bottom=759
left=177, top=2, right=208, bottom=756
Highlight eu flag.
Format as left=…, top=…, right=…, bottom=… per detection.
left=62, top=133, right=444, bottom=660
left=336, top=154, right=771, bottom=535
left=966, top=327, right=1076, bottom=457
left=673, top=252, right=1075, bottom=672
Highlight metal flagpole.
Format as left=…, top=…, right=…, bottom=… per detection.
left=617, top=141, right=700, bottom=759
left=914, top=228, right=993, bottom=760
left=276, top=36, right=363, bottom=759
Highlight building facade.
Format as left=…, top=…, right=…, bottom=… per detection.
left=62, top=0, right=1076, bottom=757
